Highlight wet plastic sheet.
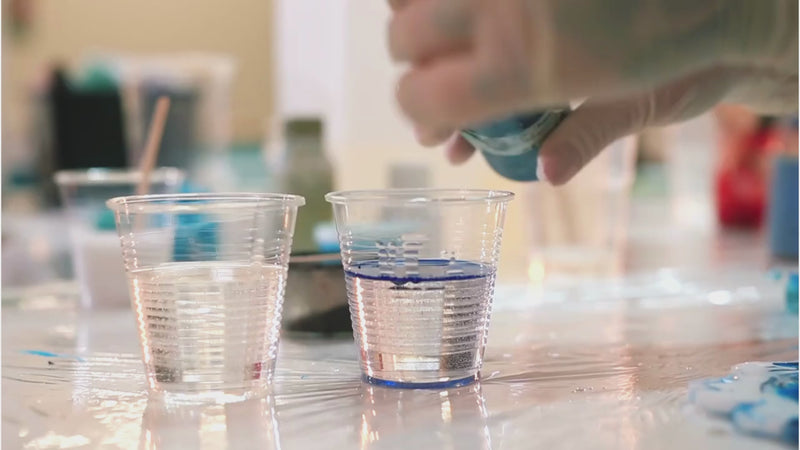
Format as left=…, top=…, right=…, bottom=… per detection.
left=2, top=269, right=798, bottom=449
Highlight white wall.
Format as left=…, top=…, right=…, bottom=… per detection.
left=273, top=0, right=530, bottom=281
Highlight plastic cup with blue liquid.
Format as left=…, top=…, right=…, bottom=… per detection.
left=326, top=189, right=513, bottom=388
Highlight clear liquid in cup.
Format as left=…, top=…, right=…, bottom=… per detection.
left=345, top=259, right=495, bottom=387
left=128, top=261, right=286, bottom=403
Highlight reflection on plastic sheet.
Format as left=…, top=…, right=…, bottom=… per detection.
left=357, top=384, right=490, bottom=450
left=140, top=395, right=280, bottom=450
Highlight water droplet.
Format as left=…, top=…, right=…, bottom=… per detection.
left=572, top=386, right=593, bottom=393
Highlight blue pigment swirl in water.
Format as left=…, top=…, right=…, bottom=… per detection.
left=344, top=259, right=493, bottom=285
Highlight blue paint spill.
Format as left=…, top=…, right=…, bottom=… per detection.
left=689, top=361, right=798, bottom=445
left=21, top=350, right=85, bottom=362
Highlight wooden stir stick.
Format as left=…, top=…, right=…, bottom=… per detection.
left=136, top=96, right=171, bottom=196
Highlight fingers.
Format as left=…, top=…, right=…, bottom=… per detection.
left=414, top=125, right=453, bottom=147
left=413, top=128, right=475, bottom=165
left=397, top=55, right=521, bottom=129
left=538, top=68, right=732, bottom=185
left=536, top=97, right=644, bottom=185
left=388, top=0, right=474, bottom=62
left=387, top=0, right=409, bottom=12
left=413, top=127, right=475, bottom=165
left=445, top=134, right=476, bottom=164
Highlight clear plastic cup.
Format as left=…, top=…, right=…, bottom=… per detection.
left=106, top=193, right=305, bottom=403
left=55, top=168, right=185, bottom=309
left=325, top=189, right=514, bottom=388
left=523, top=136, right=637, bottom=281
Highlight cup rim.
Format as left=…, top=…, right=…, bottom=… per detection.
left=54, top=167, right=185, bottom=186
left=106, top=192, right=306, bottom=213
left=325, top=188, right=515, bottom=204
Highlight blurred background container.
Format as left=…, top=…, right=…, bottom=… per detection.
left=2, top=0, right=797, bottom=291
left=54, top=167, right=184, bottom=309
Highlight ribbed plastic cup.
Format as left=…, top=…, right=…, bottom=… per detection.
left=325, top=189, right=514, bottom=388
left=107, top=193, right=305, bottom=403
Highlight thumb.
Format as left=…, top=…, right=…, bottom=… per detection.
left=538, top=68, right=732, bottom=185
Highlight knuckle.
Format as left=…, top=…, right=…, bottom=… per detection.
left=387, top=19, right=407, bottom=59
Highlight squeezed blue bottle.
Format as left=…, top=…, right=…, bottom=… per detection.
left=461, top=109, right=569, bottom=181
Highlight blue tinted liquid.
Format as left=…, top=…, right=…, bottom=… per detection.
left=344, top=259, right=492, bottom=284
left=345, top=259, right=495, bottom=388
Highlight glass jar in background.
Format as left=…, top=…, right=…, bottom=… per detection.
left=523, top=136, right=638, bottom=283
left=273, top=118, right=334, bottom=253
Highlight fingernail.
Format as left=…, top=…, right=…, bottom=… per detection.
left=536, top=156, right=549, bottom=183
left=396, top=74, right=426, bottom=124
left=537, top=152, right=582, bottom=186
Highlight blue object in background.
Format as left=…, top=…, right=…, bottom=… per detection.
left=313, top=222, right=340, bottom=253
left=170, top=182, right=219, bottom=262
left=173, top=213, right=218, bottom=262
left=95, top=209, right=117, bottom=231
left=179, top=180, right=208, bottom=194
left=787, top=273, right=798, bottom=314
left=768, top=155, right=798, bottom=260
left=461, top=109, right=569, bottom=181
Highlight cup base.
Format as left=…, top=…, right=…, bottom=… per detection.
left=150, top=385, right=271, bottom=405
left=362, top=374, right=477, bottom=389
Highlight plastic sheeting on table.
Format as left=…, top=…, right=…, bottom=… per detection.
left=2, top=270, right=798, bottom=449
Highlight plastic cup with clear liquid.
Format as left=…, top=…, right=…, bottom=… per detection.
left=325, top=189, right=514, bottom=388
left=106, top=193, right=304, bottom=403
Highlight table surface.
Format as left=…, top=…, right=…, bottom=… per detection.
left=3, top=116, right=797, bottom=449
left=3, top=266, right=797, bottom=450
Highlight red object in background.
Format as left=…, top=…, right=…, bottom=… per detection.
left=715, top=121, right=782, bottom=229
left=715, top=167, right=766, bottom=228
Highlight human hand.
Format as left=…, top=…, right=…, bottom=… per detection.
left=389, top=0, right=798, bottom=184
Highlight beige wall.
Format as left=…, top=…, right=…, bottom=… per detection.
left=3, top=0, right=273, bottom=163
